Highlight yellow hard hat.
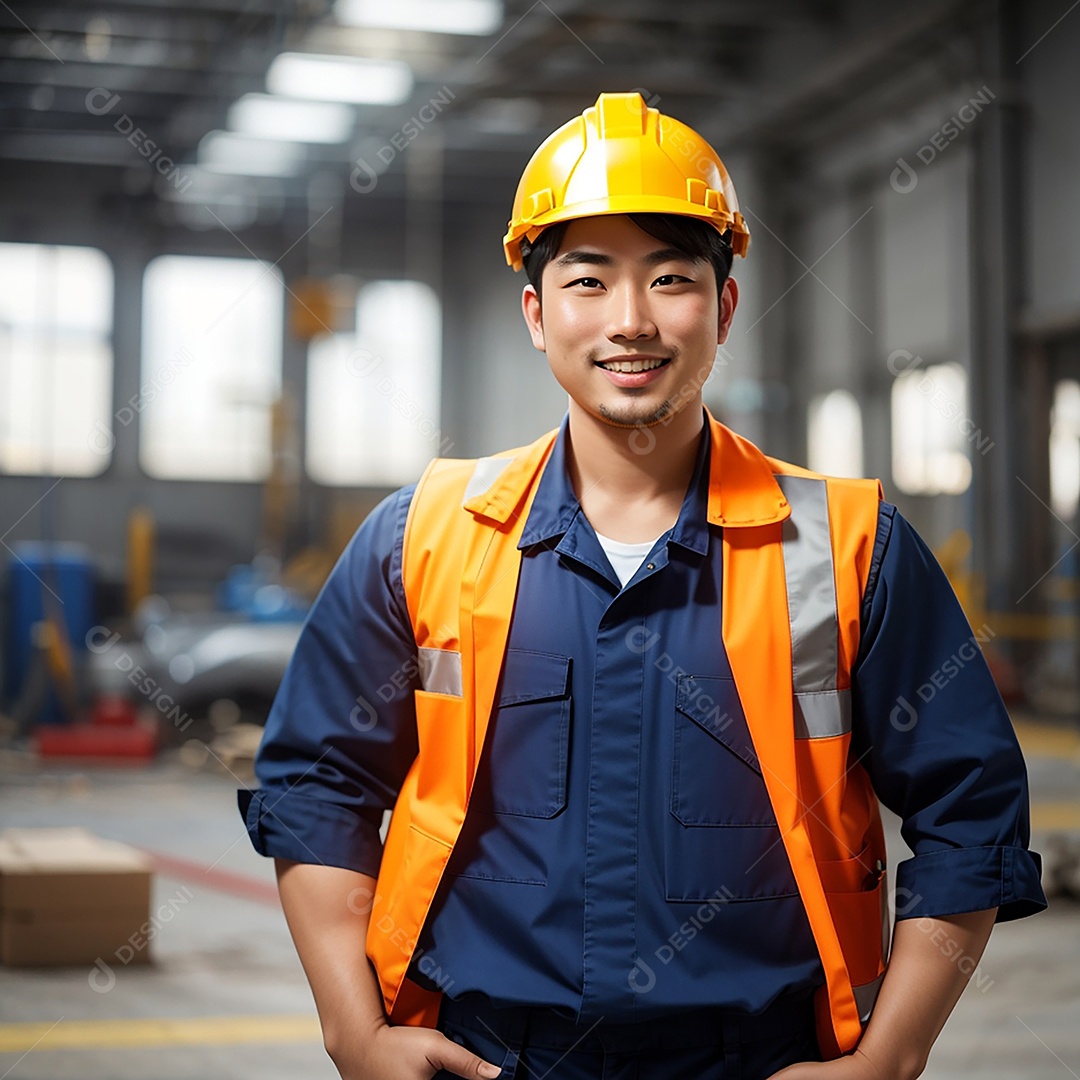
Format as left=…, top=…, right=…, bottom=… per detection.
left=503, top=91, right=750, bottom=271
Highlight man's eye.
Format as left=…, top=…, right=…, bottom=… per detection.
left=653, top=274, right=690, bottom=287
left=567, top=277, right=603, bottom=289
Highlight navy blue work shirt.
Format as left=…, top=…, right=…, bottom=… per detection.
left=240, top=413, right=1046, bottom=1024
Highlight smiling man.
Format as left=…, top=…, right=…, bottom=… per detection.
left=240, top=93, right=1045, bottom=1080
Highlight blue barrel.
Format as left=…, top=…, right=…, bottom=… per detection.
left=5, top=541, right=96, bottom=724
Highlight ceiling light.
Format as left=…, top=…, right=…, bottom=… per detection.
left=267, top=53, right=412, bottom=106
left=228, top=95, right=355, bottom=144
left=335, top=0, right=502, bottom=35
left=198, top=132, right=305, bottom=177
left=84, top=17, right=112, bottom=61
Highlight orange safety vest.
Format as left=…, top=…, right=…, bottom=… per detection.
left=367, top=409, right=888, bottom=1059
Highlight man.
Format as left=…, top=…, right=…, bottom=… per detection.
left=240, top=93, right=1045, bottom=1080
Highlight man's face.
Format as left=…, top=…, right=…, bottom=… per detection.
left=521, top=214, right=738, bottom=430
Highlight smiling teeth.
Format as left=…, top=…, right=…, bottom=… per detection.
left=602, top=358, right=665, bottom=373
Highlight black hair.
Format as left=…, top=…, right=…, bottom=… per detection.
left=520, top=212, right=734, bottom=305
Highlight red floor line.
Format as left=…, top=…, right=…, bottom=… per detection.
left=139, top=849, right=281, bottom=906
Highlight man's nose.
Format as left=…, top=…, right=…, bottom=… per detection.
left=607, top=286, right=658, bottom=341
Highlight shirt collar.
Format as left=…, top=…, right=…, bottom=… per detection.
left=517, top=413, right=582, bottom=549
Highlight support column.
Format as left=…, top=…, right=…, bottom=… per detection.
left=754, top=146, right=810, bottom=464
left=968, top=0, right=1027, bottom=617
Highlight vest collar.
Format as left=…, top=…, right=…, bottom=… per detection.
left=703, top=408, right=791, bottom=527
left=461, top=425, right=560, bottom=525
left=463, top=408, right=790, bottom=530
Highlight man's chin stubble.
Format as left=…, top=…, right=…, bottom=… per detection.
left=597, top=400, right=674, bottom=428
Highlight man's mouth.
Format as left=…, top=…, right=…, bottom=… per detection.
left=596, top=356, right=670, bottom=373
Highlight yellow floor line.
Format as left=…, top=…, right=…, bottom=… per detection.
left=1012, top=720, right=1080, bottom=760
left=0, top=1014, right=322, bottom=1052
left=1030, top=801, right=1080, bottom=831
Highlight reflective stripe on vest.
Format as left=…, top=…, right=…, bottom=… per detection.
left=854, top=971, right=886, bottom=1023
left=776, top=474, right=851, bottom=740
left=462, top=455, right=513, bottom=504
left=776, top=473, right=884, bottom=1023
left=415, top=458, right=519, bottom=698
left=418, top=647, right=463, bottom=697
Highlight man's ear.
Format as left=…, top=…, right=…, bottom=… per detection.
left=521, top=283, right=546, bottom=352
left=717, top=276, right=739, bottom=345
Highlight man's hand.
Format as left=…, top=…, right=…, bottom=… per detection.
left=273, top=862, right=505, bottom=1080
left=327, top=1018, right=503, bottom=1080
left=768, top=908, right=999, bottom=1080
left=273, top=862, right=503, bottom=1080
left=765, top=1047, right=888, bottom=1080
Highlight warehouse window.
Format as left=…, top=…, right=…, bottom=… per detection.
left=891, top=361, right=974, bottom=495
left=807, top=389, right=863, bottom=477
left=306, top=279, right=443, bottom=486
left=0, top=243, right=113, bottom=476
left=140, top=255, right=283, bottom=480
left=1050, top=379, right=1080, bottom=521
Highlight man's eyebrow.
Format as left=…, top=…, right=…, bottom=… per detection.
left=552, top=249, right=614, bottom=268
left=552, top=246, right=698, bottom=269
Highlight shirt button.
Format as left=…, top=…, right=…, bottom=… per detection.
left=646, top=562, right=655, bottom=570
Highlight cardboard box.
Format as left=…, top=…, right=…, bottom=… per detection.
left=0, top=827, right=153, bottom=966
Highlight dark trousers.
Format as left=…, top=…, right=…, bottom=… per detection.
left=434, top=990, right=822, bottom=1080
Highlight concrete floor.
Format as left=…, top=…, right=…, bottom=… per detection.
left=0, top=718, right=1076, bottom=1080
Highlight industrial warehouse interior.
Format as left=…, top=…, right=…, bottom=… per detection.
left=1, top=0, right=1079, bottom=1077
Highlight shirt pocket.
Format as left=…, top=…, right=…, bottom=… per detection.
left=470, top=649, right=571, bottom=818
left=670, top=674, right=776, bottom=826
left=667, top=674, right=798, bottom=902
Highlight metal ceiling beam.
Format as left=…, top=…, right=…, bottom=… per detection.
left=0, top=85, right=201, bottom=113
left=0, top=7, right=284, bottom=40
left=0, top=40, right=214, bottom=70
left=0, top=0, right=321, bottom=169
left=0, top=0, right=316, bottom=16
left=0, top=61, right=265, bottom=95
left=0, top=130, right=165, bottom=166
left=718, top=0, right=983, bottom=146
left=566, top=0, right=837, bottom=30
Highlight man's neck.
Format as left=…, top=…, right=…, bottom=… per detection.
left=564, top=400, right=706, bottom=544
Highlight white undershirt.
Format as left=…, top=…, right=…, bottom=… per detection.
left=594, top=530, right=663, bottom=588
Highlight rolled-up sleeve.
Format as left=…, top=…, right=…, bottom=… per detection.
left=238, top=484, right=419, bottom=876
left=851, top=503, right=1047, bottom=924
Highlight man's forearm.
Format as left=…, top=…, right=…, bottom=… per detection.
left=855, top=907, right=998, bottom=1080
left=274, top=859, right=388, bottom=1057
